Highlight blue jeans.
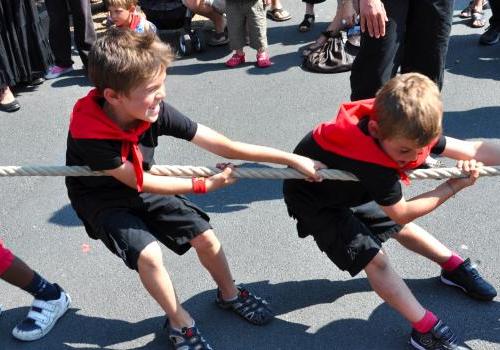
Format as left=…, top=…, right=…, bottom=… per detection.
left=350, top=0, right=454, bottom=100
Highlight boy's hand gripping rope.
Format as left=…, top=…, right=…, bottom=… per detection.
left=0, top=165, right=500, bottom=181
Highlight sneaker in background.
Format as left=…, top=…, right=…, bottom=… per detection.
left=45, top=65, right=74, bottom=80
left=208, top=28, right=229, bottom=46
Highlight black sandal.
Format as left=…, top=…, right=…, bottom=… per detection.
left=299, top=14, right=315, bottom=32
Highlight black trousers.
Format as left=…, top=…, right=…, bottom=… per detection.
left=350, top=0, right=453, bottom=100
left=489, top=0, right=500, bottom=27
left=45, top=0, right=96, bottom=68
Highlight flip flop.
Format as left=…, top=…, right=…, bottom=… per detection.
left=266, top=8, right=292, bottom=22
left=460, top=0, right=490, bottom=18
left=470, top=9, right=486, bottom=28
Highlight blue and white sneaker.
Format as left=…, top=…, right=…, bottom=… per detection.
left=12, top=284, right=71, bottom=341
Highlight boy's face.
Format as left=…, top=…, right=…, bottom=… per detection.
left=111, top=69, right=167, bottom=127
left=109, top=6, right=133, bottom=27
left=378, top=137, right=425, bottom=167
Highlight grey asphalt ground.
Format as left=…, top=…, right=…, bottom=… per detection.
left=1, top=1, right=499, bottom=349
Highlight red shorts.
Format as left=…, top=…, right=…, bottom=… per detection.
left=0, top=240, right=14, bottom=275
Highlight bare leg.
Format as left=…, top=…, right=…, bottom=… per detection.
left=190, top=230, right=238, bottom=300
left=137, top=242, right=193, bottom=329
left=365, top=250, right=426, bottom=323
left=1, top=257, right=34, bottom=288
left=184, top=0, right=225, bottom=33
left=394, top=223, right=452, bottom=265
left=0, top=86, right=16, bottom=105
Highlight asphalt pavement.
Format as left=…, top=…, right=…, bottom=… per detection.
left=0, top=1, right=499, bottom=349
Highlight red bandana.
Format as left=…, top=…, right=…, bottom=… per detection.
left=312, top=99, right=436, bottom=184
left=69, top=89, right=151, bottom=191
left=128, top=13, right=141, bottom=31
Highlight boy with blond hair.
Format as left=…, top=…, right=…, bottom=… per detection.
left=283, top=73, right=499, bottom=350
left=65, top=28, right=323, bottom=350
left=105, top=0, right=156, bottom=33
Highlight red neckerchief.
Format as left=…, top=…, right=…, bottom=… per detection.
left=69, top=89, right=151, bottom=191
left=128, top=13, right=141, bottom=31
left=312, top=99, right=436, bottom=185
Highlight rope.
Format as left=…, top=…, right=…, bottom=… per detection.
left=1, top=165, right=500, bottom=181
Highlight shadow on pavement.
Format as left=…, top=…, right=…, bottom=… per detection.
left=1, top=278, right=498, bottom=349
left=443, top=106, right=500, bottom=139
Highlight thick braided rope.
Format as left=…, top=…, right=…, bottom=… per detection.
left=0, top=165, right=500, bottom=181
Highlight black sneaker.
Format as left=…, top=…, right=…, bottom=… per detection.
left=440, top=258, right=497, bottom=301
left=479, top=26, right=500, bottom=45
left=410, top=320, right=468, bottom=350
left=208, top=28, right=229, bottom=47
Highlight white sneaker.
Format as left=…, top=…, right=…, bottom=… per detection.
left=12, top=285, right=71, bottom=341
left=44, top=65, right=73, bottom=80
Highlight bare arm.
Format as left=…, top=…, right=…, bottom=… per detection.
left=381, top=160, right=481, bottom=225
left=191, top=124, right=325, bottom=181
left=104, top=160, right=235, bottom=194
left=442, top=136, right=500, bottom=165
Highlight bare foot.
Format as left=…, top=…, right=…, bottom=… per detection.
left=0, top=86, right=15, bottom=104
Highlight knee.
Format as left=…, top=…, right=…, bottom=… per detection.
left=183, top=0, right=200, bottom=11
left=366, top=250, right=390, bottom=272
left=138, top=242, right=164, bottom=270
left=190, top=230, right=221, bottom=253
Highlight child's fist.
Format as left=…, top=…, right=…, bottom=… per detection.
left=206, top=163, right=237, bottom=191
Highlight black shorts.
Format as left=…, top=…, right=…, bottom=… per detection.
left=88, top=193, right=211, bottom=271
left=285, top=199, right=401, bottom=276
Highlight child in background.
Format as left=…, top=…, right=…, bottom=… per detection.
left=0, top=241, right=70, bottom=341
left=283, top=73, right=498, bottom=350
left=225, top=0, right=272, bottom=68
left=106, top=0, right=156, bottom=33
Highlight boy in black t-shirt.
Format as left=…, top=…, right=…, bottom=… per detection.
left=65, top=29, right=323, bottom=350
left=284, top=73, right=499, bottom=350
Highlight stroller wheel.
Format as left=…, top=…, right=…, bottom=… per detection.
left=192, top=30, right=206, bottom=52
left=179, top=33, right=193, bottom=56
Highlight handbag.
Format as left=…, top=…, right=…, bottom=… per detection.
left=302, top=30, right=360, bottom=74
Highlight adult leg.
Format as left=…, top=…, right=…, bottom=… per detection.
left=400, top=0, right=453, bottom=91
left=480, top=0, right=500, bottom=44
left=299, top=1, right=316, bottom=32
left=44, top=0, right=73, bottom=67
left=183, top=0, right=226, bottom=33
left=67, top=0, right=96, bottom=69
left=350, top=0, right=409, bottom=100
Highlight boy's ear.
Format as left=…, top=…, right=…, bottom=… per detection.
left=367, top=119, right=380, bottom=138
left=103, top=88, right=122, bottom=106
left=129, top=5, right=136, bottom=12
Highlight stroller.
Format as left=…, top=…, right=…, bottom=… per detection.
left=140, top=0, right=205, bottom=56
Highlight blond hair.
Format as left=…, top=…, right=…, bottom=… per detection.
left=88, top=28, right=173, bottom=95
left=105, top=0, right=138, bottom=9
left=374, top=73, right=443, bottom=146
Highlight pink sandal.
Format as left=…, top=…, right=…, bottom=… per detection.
left=226, top=53, right=245, bottom=68
left=256, top=52, right=272, bottom=68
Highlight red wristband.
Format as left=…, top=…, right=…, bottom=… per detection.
left=192, top=177, right=207, bottom=194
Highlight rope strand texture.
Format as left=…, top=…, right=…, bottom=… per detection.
left=0, top=165, right=499, bottom=181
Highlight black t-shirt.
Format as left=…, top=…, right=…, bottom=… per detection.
left=65, top=101, right=198, bottom=220
left=283, top=122, right=446, bottom=210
